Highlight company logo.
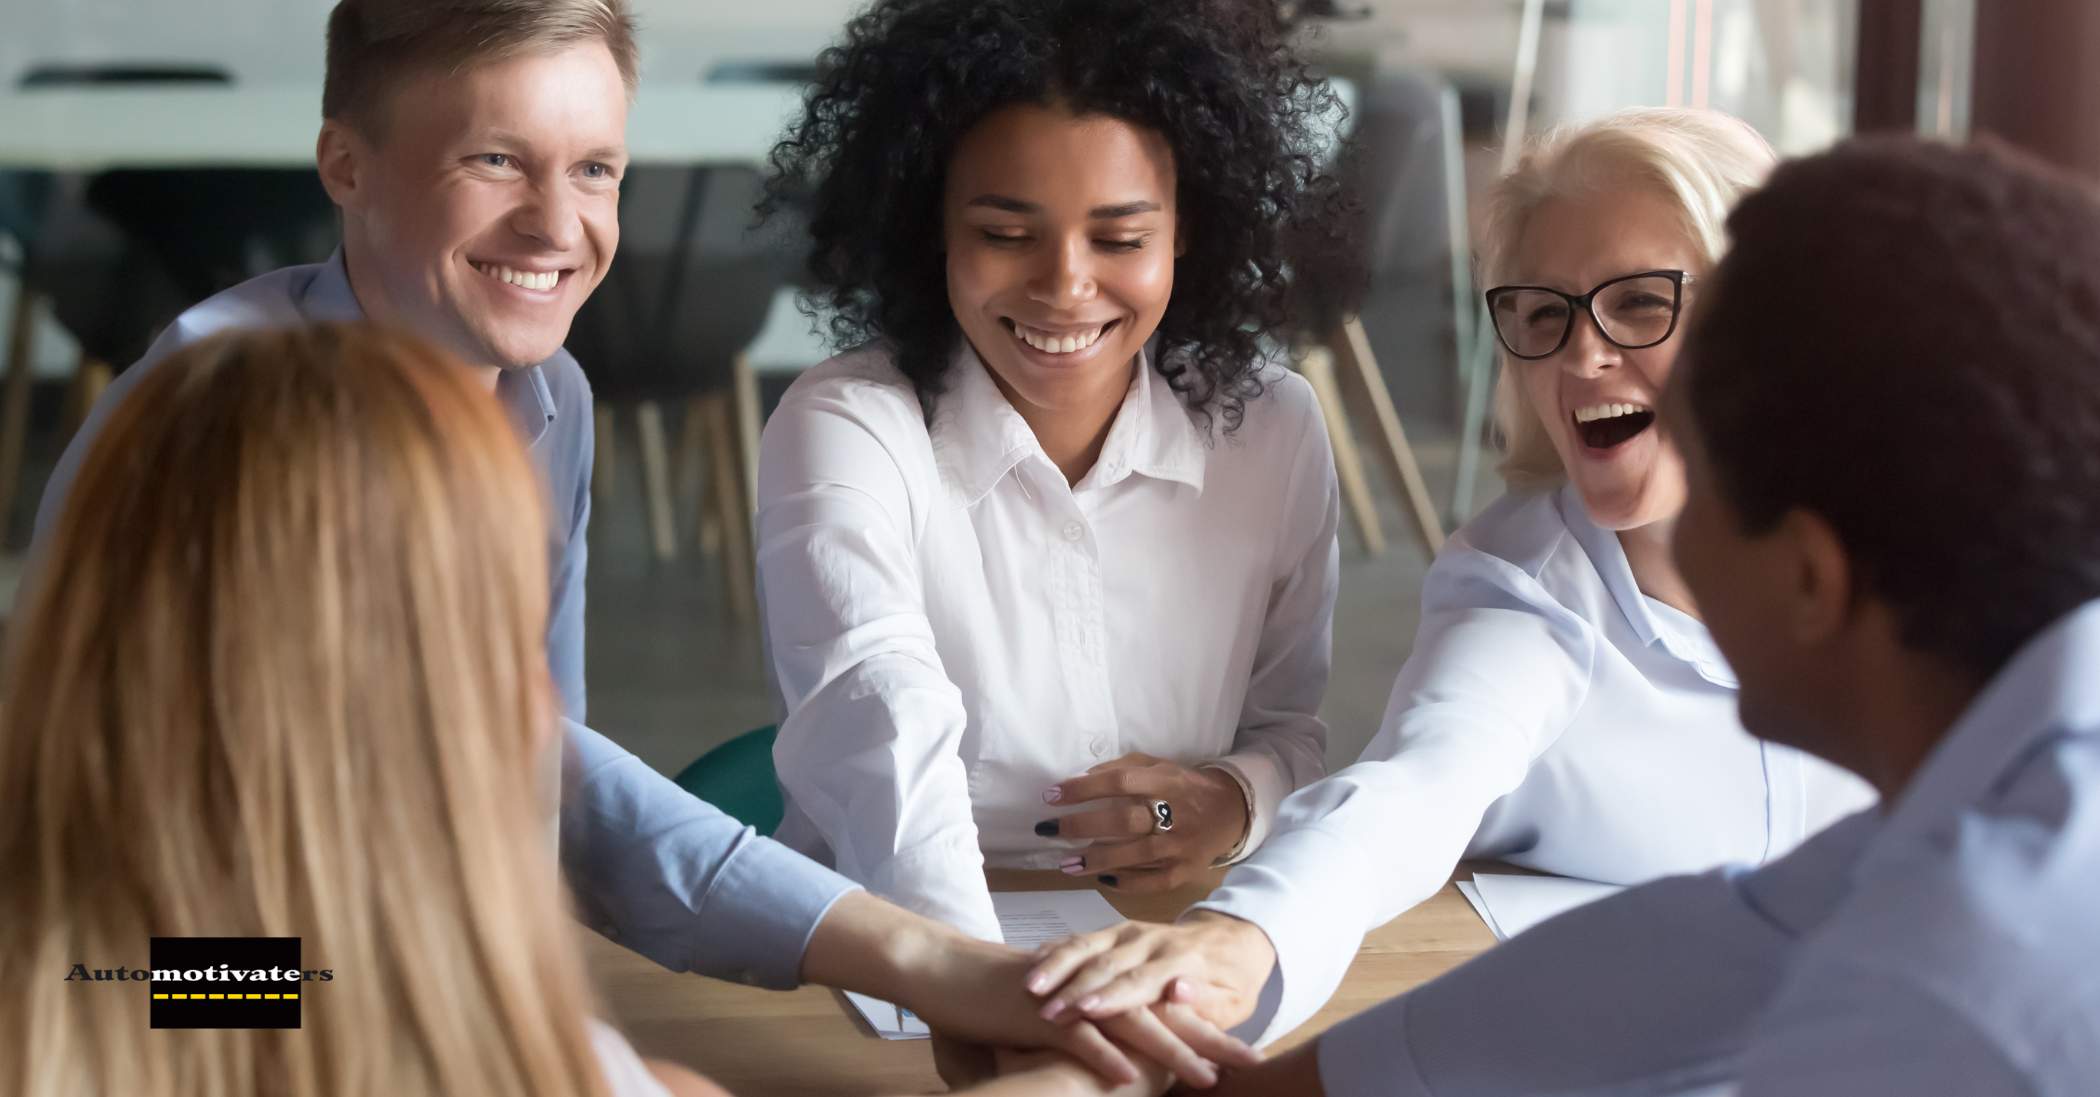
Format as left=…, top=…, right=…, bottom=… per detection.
left=153, top=937, right=325, bottom=1029
left=60, top=937, right=332, bottom=1029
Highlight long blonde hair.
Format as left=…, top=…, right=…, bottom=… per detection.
left=0, top=324, right=610, bottom=1097
left=1480, top=107, right=1776, bottom=490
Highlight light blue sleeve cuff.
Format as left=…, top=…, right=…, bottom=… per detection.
left=1190, top=824, right=1382, bottom=1045
left=560, top=719, right=859, bottom=989
left=683, top=831, right=861, bottom=988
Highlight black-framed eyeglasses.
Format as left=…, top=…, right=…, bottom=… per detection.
left=1484, top=269, right=1695, bottom=361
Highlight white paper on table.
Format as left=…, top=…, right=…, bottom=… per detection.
left=843, top=990, right=933, bottom=1040
left=842, top=889, right=1127, bottom=1040
left=989, top=889, right=1125, bottom=948
left=1464, top=873, right=1623, bottom=941
left=1454, top=879, right=1503, bottom=939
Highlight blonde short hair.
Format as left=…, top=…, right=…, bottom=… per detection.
left=0, top=325, right=611, bottom=1097
left=1480, top=107, right=1776, bottom=490
left=324, top=0, right=639, bottom=135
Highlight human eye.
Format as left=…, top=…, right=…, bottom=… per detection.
left=1525, top=301, right=1569, bottom=326
left=476, top=153, right=514, bottom=170
left=979, top=228, right=1031, bottom=246
left=1096, top=235, right=1149, bottom=253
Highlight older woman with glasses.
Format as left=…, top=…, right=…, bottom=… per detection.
left=1017, top=108, right=1879, bottom=1047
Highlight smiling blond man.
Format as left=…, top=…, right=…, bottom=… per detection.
left=27, top=2, right=1255, bottom=1089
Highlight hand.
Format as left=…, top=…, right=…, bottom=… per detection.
left=1039, top=754, right=1250, bottom=893
left=933, top=1035, right=999, bottom=1090
left=1025, top=912, right=1277, bottom=1033
left=913, top=938, right=1256, bottom=1088
left=957, top=1048, right=1174, bottom=1097
left=802, top=890, right=1257, bottom=1086
left=806, top=893, right=1147, bottom=1083
left=1166, top=1041, right=1325, bottom=1097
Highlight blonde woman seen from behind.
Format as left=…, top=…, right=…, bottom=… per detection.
left=1023, top=109, right=1877, bottom=1046
left=0, top=325, right=715, bottom=1097
left=0, top=324, right=1190, bottom=1097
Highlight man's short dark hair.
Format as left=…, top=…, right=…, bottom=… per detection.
left=1683, top=136, right=2100, bottom=678
left=323, top=0, right=638, bottom=137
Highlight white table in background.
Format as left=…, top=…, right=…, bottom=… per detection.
left=0, top=83, right=806, bottom=171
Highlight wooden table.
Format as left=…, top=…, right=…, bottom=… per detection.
left=585, top=869, right=1494, bottom=1096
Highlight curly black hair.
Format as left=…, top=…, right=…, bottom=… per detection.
left=762, top=0, right=1359, bottom=433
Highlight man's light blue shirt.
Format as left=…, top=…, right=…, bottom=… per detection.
left=1315, top=597, right=2100, bottom=1096
left=31, top=253, right=856, bottom=988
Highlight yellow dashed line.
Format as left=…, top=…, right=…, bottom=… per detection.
left=155, top=990, right=304, bottom=1001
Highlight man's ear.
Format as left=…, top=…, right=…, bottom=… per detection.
left=1777, top=508, right=1855, bottom=648
left=315, top=120, right=368, bottom=214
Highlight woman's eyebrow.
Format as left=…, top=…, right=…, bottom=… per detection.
left=962, top=196, right=1164, bottom=218
left=965, top=194, right=1036, bottom=213
left=1090, top=200, right=1161, bottom=219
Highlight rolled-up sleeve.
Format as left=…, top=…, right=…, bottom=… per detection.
left=1213, top=377, right=1339, bottom=860
left=1196, top=546, right=1598, bottom=1042
left=559, top=718, right=857, bottom=987
left=756, top=382, right=999, bottom=941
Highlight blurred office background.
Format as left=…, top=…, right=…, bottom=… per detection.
left=2, top=0, right=2072, bottom=776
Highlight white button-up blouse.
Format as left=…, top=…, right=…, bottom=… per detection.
left=756, top=342, right=1340, bottom=940
left=1197, top=483, right=1878, bottom=1042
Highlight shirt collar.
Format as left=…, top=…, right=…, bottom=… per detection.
left=930, top=339, right=1205, bottom=507
left=1083, top=342, right=1205, bottom=494
left=1878, top=598, right=2100, bottom=846
left=304, top=249, right=558, bottom=448
left=1555, top=484, right=1737, bottom=687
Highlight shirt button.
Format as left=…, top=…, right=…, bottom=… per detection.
left=1088, top=736, right=1110, bottom=757
left=1062, top=522, right=1084, bottom=542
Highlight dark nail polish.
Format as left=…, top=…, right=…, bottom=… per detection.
left=1097, top=874, right=1118, bottom=887
left=1034, top=819, right=1060, bottom=837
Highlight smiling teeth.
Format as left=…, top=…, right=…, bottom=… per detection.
left=1014, top=322, right=1105, bottom=355
left=1573, top=402, right=1649, bottom=424
left=474, top=262, right=560, bottom=291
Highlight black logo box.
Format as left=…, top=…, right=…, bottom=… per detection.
left=150, top=937, right=302, bottom=1030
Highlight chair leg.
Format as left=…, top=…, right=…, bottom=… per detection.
left=634, top=402, right=678, bottom=562
left=731, top=352, right=762, bottom=508
left=1331, top=317, right=1446, bottom=556
left=1452, top=309, right=1499, bottom=524
left=0, top=283, right=39, bottom=543
left=1298, top=346, right=1386, bottom=557
left=66, top=357, right=112, bottom=436
left=699, top=395, right=757, bottom=622
left=684, top=395, right=722, bottom=558
left=591, top=406, right=616, bottom=501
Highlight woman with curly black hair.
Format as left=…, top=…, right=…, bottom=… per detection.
left=755, top=0, right=1350, bottom=941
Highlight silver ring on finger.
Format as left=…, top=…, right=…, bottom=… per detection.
left=1150, top=799, right=1175, bottom=833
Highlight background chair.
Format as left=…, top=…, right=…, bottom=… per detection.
left=0, top=173, right=191, bottom=545
left=1290, top=67, right=1471, bottom=559
left=672, top=724, right=783, bottom=836
left=1, top=65, right=337, bottom=549
left=568, top=164, right=783, bottom=621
